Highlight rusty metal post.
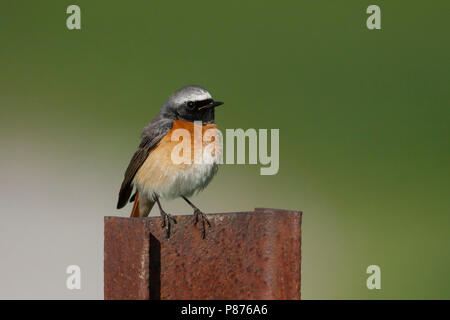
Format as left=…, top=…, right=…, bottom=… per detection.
left=104, top=208, right=302, bottom=300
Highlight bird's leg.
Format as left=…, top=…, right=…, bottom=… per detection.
left=182, top=196, right=211, bottom=239
left=155, top=198, right=177, bottom=238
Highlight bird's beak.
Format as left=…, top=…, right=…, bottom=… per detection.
left=211, top=101, right=224, bottom=108
left=199, top=100, right=224, bottom=110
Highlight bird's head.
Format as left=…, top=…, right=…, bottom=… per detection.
left=161, top=85, right=224, bottom=124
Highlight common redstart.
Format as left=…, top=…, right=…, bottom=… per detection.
left=117, top=85, right=224, bottom=238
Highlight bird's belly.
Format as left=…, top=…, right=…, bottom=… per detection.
left=133, top=123, right=221, bottom=200
left=135, top=159, right=219, bottom=201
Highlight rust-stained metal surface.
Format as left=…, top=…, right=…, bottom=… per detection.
left=104, top=218, right=150, bottom=300
left=104, top=208, right=302, bottom=300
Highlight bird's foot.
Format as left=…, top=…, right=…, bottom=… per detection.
left=160, top=210, right=177, bottom=238
left=193, top=209, right=211, bottom=239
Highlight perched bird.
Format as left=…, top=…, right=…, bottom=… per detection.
left=117, top=85, right=224, bottom=238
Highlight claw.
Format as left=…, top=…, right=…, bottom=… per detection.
left=159, top=211, right=177, bottom=238
left=193, top=209, right=211, bottom=239
left=182, top=197, right=211, bottom=239
left=156, top=198, right=177, bottom=238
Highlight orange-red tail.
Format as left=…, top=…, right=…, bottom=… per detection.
left=130, top=192, right=140, bottom=217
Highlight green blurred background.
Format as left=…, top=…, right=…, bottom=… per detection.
left=0, top=1, right=448, bottom=299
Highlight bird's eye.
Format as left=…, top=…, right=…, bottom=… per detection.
left=187, top=101, right=195, bottom=109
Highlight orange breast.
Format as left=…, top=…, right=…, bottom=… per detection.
left=170, top=120, right=218, bottom=138
left=167, top=120, right=219, bottom=159
left=133, top=120, right=221, bottom=193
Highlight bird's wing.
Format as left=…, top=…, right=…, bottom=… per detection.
left=116, top=119, right=173, bottom=209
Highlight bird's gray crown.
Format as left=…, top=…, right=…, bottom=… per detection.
left=154, top=85, right=223, bottom=125
left=168, top=85, right=212, bottom=106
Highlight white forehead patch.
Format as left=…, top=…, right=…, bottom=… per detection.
left=171, top=87, right=212, bottom=105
